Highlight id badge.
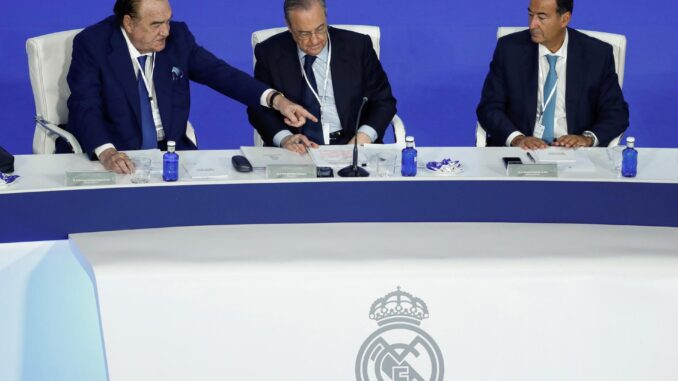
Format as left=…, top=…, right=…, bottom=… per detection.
left=322, top=123, right=330, bottom=145
left=534, top=122, right=545, bottom=139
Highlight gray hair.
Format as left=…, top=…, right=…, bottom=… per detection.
left=284, top=0, right=327, bottom=22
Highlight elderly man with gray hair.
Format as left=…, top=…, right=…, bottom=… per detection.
left=247, top=0, right=397, bottom=152
left=67, top=0, right=317, bottom=173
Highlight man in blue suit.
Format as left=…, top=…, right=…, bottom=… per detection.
left=476, top=0, right=629, bottom=149
left=247, top=0, right=397, bottom=153
left=67, top=0, right=316, bottom=173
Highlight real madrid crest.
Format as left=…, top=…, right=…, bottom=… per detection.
left=356, top=287, right=445, bottom=381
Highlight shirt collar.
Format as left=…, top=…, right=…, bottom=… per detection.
left=539, top=29, right=569, bottom=60
left=297, top=38, right=330, bottom=64
left=120, top=26, right=152, bottom=61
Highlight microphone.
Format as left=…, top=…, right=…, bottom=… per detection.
left=338, top=96, right=370, bottom=177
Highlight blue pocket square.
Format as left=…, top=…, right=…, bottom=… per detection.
left=171, top=66, right=184, bottom=80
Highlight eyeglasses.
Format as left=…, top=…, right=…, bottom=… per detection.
left=293, top=24, right=327, bottom=41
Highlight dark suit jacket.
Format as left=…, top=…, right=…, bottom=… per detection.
left=247, top=27, right=397, bottom=146
left=67, top=16, right=268, bottom=157
left=476, top=28, right=629, bottom=147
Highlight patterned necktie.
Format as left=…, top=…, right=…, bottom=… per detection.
left=541, top=54, right=558, bottom=144
left=137, top=55, right=157, bottom=149
left=301, top=55, right=323, bottom=144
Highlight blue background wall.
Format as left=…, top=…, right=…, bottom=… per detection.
left=1, top=0, right=676, bottom=154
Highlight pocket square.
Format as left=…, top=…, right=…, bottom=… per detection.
left=171, top=66, right=184, bottom=80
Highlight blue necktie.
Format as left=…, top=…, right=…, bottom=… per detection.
left=301, top=55, right=323, bottom=144
left=137, top=56, right=157, bottom=149
left=541, top=55, right=558, bottom=144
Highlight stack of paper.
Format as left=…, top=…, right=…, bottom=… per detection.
left=240, top=147, right=313, bottom=168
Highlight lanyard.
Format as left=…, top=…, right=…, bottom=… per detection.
left=137, top=53, right=156, bottom=101
left=538, top=83, right=558, bottom=122
left=301, top=34, right=332, bottom=111
left=538, top=56, right=559, bottom=122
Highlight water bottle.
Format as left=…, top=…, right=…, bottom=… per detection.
left=621, top=137, right=637, bottom=178
left=401, top=136, right=417, bottom=177
left=163, top=140, right=179, bottom=182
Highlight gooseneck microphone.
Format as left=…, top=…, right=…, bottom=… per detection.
left=338, top=97, right=370, bottom=177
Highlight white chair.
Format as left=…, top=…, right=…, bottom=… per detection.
left=26, top=30, right=197, bottom=154
left=475, top=27, right=627, bottom=147
left=250, top=25, right=405, bottom=146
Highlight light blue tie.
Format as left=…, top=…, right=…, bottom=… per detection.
left=137, top=56, right=157, bottom=149
left=542, top=55, right=558, bottom=144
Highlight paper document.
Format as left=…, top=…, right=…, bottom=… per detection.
left=558, top=150, right=596, bottom=172
left=241, top=146, right=313, bottom=168
left=531, top=147, right=578, bottom=163
left=531, top=147, right=596, bottom=172
left=308, top=145, right=369, bottom=167
left=182, top=155, right=230, bottom=179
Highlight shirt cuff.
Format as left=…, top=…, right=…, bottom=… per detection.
left=583, top=131, right=600, bottom=147
left=260, top=89, right=276, bottom=108
left=273, top=130, right=293, bottom=147
left=94, top=143, right=116, bottom=159
left=357, top=125, right=377, bottom=143
left=506, top=131, right=524, bottom=147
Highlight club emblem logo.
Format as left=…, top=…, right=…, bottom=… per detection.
left=356, top=287, right=444, bottom=381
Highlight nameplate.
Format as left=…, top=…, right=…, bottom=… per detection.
left=507, top=163, right=558, bottom=178
left=66, top=171, right=117, bottom=186
left=266, top=165, right=317, bottom=179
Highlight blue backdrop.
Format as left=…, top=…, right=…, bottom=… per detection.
left=1, top=0, right=676, bottom=154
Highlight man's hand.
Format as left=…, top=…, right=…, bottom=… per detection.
left=272, top=95, right=318, bottom=128
left=347, top=132, right=373, bottom=145
left=99, top=148, right=134, bottom=174
left=511, top=135, right=549, bottom=150
left=281, top=134, right=319, bottom=154
left=553, top=135, right=594, bottom=148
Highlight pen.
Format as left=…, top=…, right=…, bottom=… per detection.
left=526, top=152, right=537, bottom=163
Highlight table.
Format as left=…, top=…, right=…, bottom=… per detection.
left=2, top=147, right=678, bottom=243
left=2, top=147, right=678, bottom=381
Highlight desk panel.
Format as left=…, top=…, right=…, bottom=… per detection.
left=71, top=222, right=678, bottom=381
left=2, top=179, right=678, bottom=243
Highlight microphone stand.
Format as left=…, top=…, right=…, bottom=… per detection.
left=338, top=97, right=370, bottom=177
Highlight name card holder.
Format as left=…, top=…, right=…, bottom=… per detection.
left=266, top=164, right=317, bottom=179
left=507, top=163, right=558, bottom=178
left=66, top=171, right=117, bottom=186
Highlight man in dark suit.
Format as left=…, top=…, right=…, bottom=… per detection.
left=477, top=0, right=629, bottom=149
left=67, top=0, right=316, bottom=173
left=247, top=0, right=397, bottom=153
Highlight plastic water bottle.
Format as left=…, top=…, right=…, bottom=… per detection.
left=401, top=136, right=417, bottom=177
left=621, top=137, right=637, bottom=178
left=163, top=141, right=179, bottom=182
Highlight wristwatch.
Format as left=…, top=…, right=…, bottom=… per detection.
left=268, top=91, right=283, bottom=109
left=582, top=131, right=597, bottom=147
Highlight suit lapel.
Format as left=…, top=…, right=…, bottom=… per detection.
left=279, top=33, right=305, bottom=103
left=523, top=38, right=539, bottom=133
left=565, top=28, right=582, bottom=133
left=108, top=29, right=141, bottom=126
left=328, top=29, right=352, bottom=131
left=153, top=49, right=173, bottom=135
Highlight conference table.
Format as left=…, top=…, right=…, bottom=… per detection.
left=2, top=147, right=678, bottom=381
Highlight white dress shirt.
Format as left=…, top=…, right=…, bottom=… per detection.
left=95, top=28, right=275, bottom=158
left=506, top=31, right=599, bottom=147
left=272, top=40, right=378, bottom=147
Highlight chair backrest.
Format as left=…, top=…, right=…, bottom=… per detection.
left=26, top=29, right=198, bottom=154
left=250, top=25, right=382, bottom=147
left=496, top=27, right=627, bottom=87
left=26, top=29, right=82, bottom=152
left=476, top=27, right=627, bottom=147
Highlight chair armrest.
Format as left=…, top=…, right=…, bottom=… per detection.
left=391, top=114, right=406, bottom=143
left=475, top=122, right=488, bottom=147
left=35, top=117, right=83, bottom=154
